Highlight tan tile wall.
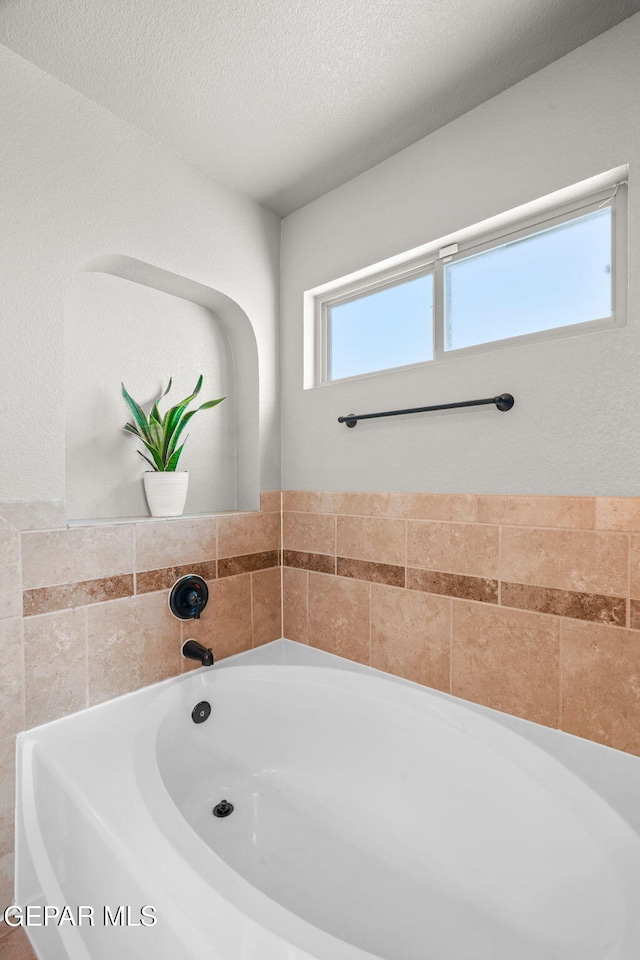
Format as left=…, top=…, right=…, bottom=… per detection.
left=282, top=490, right=640, bottom=758
left=0, top=493, right=282, bottom=940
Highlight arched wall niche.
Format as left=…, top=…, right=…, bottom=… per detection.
left=65, top=255, right=260, bottom=520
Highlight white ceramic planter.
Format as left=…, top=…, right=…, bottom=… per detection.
left=143, top=471, right=189, bottom=517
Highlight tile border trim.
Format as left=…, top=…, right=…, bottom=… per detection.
left=23, top=575, right=134, bottom=617
left=23, top=551, right=281, bottom=615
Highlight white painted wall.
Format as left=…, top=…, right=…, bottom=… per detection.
left=280, top=15, right=640, bottom=496
left=0, top=45, right=281, bottom=504
left=66, top=273, right=235, bottom=520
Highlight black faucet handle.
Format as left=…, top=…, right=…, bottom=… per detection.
left=185, top=589, right=203, bottom=619
left=169, top=575, right=209, bottom=620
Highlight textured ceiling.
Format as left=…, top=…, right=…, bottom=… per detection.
left=1, top=0, right=638, bottom=216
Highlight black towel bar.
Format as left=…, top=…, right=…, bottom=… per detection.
left=338, top=394, right=514, bottom=428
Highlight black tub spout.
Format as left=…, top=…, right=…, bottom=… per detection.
left=182, top=639, right=214, bottom=667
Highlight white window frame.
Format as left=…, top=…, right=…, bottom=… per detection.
left=308, top=178, right=627, bottom=388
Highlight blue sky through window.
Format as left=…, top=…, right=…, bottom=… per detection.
left=444, top=207, right=612, bottom=350
left=329, top=274, right=433, bottom=380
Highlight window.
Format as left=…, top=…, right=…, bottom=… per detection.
left=310, top=180, right=625, bottom=386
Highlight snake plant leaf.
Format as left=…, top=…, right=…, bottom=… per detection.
left=126, top=426, right=165, bottom=469
left=148, top=417, right=163, bottom=451
left=166, top=397, right=226, bottom=459
left=157, top=377, right=173, bottom=403
left=149, top=378, right=173, bottom=425
left=127, top=416, right=164, bottom=466
left=125, top=422, right=162, bottom=465
left=137, top=450, right=159, bottom=471
left=165, top=439, right=187, bottom=472
left=121, top=383, right=152, bottom=440
left=161, top=375, right=204, bottom=460
left=137, top=436, right=165, bottom=471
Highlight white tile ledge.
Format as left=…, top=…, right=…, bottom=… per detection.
left=66, top=510, right=258, bottom=528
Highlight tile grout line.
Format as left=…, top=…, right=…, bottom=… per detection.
left=558, top=618, right=563, bottom=731
left=250, top=570, right=255, bottom=648
left=305, top=569, right=309, bottom=645
left=404, top=519, right=408, bottom=588
left=132, top=524, right=137, bottom=595
left=18, top=528, right=26, bottom=731
left=627, top=531, right=632, bottom=629
left=19, top=614, right=26, bottom=732
left=497, top=524, right=502, bottom=605
left=368, top=579, right=372, bottom=666
left=84, top=606, right=90, bottom=708
left=333, top=513, right=337, bottom=575
left=280, top=491, right=284, bottom=638
left=449, top=597, right=454, bottom=695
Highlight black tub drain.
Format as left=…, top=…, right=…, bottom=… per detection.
left=192, top=701, right=211, bottom=724
left=213, top=799, right=234, bottom=818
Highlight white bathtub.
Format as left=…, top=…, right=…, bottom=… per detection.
left=15, top=639, right=640, bottom=960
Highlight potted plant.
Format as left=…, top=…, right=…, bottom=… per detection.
left=121, top=375, right=225, bottom=517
